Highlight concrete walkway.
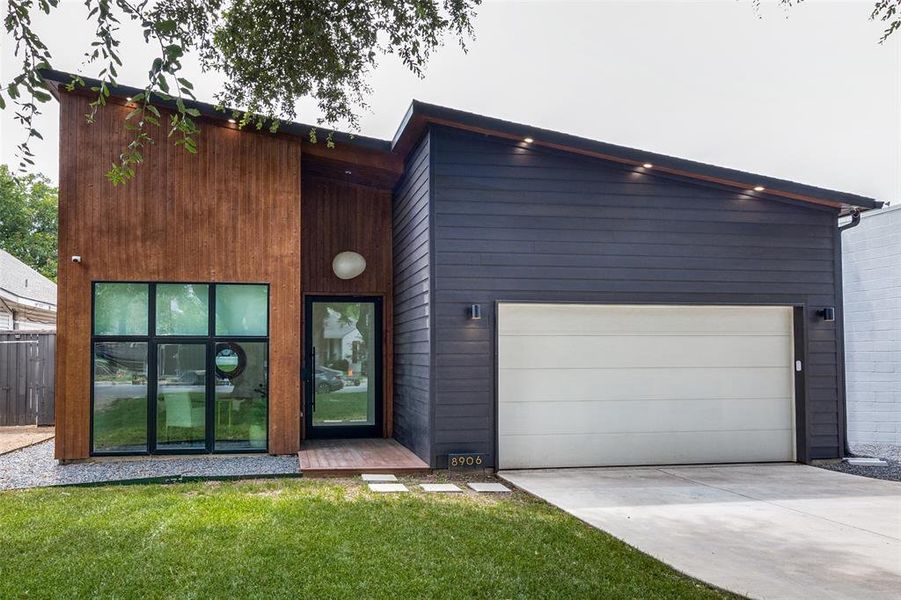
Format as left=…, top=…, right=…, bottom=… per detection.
left=500, top=464, right=901, bottom=600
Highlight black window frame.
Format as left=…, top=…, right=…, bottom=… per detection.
left=303, top=295, right=383, bottom=439
left=90, top=281, right=270, bottom=456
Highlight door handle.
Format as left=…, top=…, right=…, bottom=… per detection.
left=310, top=346, right=316, bottom=412
left=301, top=346, right=316, bottom=380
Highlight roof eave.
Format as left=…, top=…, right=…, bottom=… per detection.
left=38, top=69, right=394, bottom=153
left=393, top=100, right=881, bottom=214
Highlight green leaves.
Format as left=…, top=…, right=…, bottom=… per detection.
left=0, top=164, right=59, bottom=280
left=4, top=0, right=483, bottom=184
left=870, top=0, right=901, bottom=43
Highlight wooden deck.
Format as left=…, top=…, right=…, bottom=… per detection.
left=298, top=438, right=430, bottom=476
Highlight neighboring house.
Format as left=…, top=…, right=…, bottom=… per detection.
left=0, top=249, right=57, bottom=331
left=842, top=204, right=901, bottom=446
left=40, top=70, right=882, bottom=468
left=321, top=309, right=365, bottom=374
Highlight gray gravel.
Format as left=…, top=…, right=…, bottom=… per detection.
left=0, top=440, right=300, bottom=491
left=850, top=442, right=901, bottom=462
left=817, top=443, right=901, bottom=482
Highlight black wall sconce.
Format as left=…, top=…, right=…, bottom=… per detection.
left=467, top=304, right=482, bottom=320
left=818, top=307, right=835, bottom=322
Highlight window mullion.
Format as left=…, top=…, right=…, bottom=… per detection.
left=148, top=283, right=157, bottom=454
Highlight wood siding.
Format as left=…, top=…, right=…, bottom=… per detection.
left=56, top=91, right=302, bottom=459
left=429, top=126, right=844, bottom=467
left=391, top=136, right=432, bottom=462
left=300, top=174, right=394, bottom=436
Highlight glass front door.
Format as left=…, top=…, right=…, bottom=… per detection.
left=304, top=297, right=382, bottom=438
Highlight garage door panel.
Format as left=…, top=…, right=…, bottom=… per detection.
left=499, top=397, right=794, bottom=436
left=497, top=303, right=795, bottom=469
left=499, top=430, right=796, bottom=470
left=499, top=366, right=792, bottom=403
left=499, top=304, right=793, bottom=337
left=499, top=334, right=791, bottom=369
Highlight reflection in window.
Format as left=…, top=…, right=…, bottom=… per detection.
left=94, top=283, right=149, bottom=335
left=91, top=282, right=269, bottom=455
left=311, top=301, right=376, bottom=427
left=156, top=343, right=207, bottom=450
left=93, top=341, right=148, bottom=453
left=215, top=342, right=268, bottom=450
left=215, top=285, right=268, bottom=336
left=156, top=284, right=209, bottom=336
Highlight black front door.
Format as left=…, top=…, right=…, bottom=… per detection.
left=303, top=296, right=382, bottom=438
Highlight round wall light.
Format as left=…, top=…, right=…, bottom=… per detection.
left=332, top=251, right=367, bottom=280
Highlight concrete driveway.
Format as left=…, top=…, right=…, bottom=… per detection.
left=500, top=464, right=901, bottom=599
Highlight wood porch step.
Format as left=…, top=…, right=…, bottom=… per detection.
left=298, top=438, right=430, bottom=476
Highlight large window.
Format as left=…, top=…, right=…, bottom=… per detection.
left=91, top=282, right=269, bottom=455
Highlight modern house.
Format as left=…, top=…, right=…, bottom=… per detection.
left=0, top=249, right=57, bottom=331
left=842, top=204, right=900, bottom=446
left=40, top=70, right=881, bottom=468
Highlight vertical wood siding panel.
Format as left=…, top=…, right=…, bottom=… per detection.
left=299, top=173, right=394, bottom=438
left=54, top=91, right=302, bottom=459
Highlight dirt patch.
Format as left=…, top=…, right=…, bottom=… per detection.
left=0, top=426, right=54, bottom=455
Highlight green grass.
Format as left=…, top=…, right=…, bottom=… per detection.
left=93, top=394, right=266, bottom=451
left=313, top=391, right=369, bottom=423
left=0, top=479, right=733, bottom=599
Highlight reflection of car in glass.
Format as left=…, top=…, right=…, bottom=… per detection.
left=315, top=367, right=344, bottom=393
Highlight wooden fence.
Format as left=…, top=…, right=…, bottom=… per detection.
left=0, top=331, right=55, bottom=426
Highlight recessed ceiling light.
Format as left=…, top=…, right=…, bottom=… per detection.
left=228, top=118, right=236, bottom=124
left=643, top=163, right=653, bottom=169
left=523, top=137, right=534, bottom=144
left=753, top=185, right=765, bottom=192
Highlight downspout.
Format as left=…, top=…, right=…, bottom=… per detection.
left=835, top=209, right=861, bottom=457
left=839, top=210, right=861, bottom=232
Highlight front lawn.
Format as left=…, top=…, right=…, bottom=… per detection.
left=0, top=478, right=733, bottom=599
left=313, top=390, right=369, bottom=423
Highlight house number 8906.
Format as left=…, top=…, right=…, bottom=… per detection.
left=448, top=453, right=485, bottom=469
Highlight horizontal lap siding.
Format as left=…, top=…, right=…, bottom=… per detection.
left=391, top=136, right=432, bottom=462
left=430, top=126, right=842, bottom=467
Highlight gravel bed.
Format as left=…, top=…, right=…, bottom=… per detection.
left=816, top=443, right=901, bottom=483
left=0, top=440, right=300, bottom=491
left=849, top=442, right=901, bottom=462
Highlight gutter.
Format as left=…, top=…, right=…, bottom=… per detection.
left=835, top=209, right=862, bottom=458
left=839, top=210, right=862, bottom=232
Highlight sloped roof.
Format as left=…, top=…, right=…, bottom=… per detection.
left=391, top=100, right=881, bottom=215
left=39, top=69, right=881, bottom=214
left=0, top=249, right=56, bottom=307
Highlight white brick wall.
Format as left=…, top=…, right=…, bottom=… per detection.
left=842, top=205, right=901, bottom=444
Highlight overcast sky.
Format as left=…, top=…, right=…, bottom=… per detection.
left=2, top=0, right=899, bottom=204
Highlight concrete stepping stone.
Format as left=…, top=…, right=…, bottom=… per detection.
left=468, top=482, right=511, bottom=493
left=368, top=483, right=408, bottom=493
left=362, top=473, right=398, bottom=482
left=420, top=483, right=462, bottom=493
left=844, top=457, right=888, bottom=466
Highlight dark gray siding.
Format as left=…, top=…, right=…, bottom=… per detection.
left=429, top=126, right=843, bottom=467
left=392, top=135, right=433, bottom=462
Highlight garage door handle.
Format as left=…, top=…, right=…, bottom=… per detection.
left=795, top=360, right=803, bottom=372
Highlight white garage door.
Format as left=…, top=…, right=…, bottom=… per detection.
left=498, top=304, right=796, bottom=469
